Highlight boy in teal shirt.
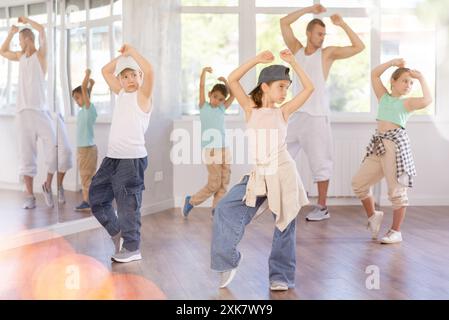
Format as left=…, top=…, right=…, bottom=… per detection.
left=183, top=67, right=235, bottom=217
left=73, top=69, right=98, bottom=211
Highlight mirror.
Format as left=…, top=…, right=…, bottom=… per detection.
left=0, top=1, right=60, bottom=237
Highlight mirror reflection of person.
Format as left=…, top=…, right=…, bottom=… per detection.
left=0, top=17, right=71, bottom=209
left=72, top=69, right=97, bottom=212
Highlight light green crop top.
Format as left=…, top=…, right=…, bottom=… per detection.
left=376, top=94, right=412, bottom=128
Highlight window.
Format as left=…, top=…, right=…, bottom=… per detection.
left=63, top=0, right=123, bottom=116
left=181, top=0, right=437, bottom=118
left=181, top=13, right=239, bottom=115
left=380, top=11, right=436, bottom=115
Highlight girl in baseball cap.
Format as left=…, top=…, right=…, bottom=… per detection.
left=210, top=49, right=314, bottom=291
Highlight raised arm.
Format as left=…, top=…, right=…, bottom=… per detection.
left=102, top=56, right=122, bottom=95
left=87, top=78, right=95, bottom=97
left=81, top=69, right=92, bottom=108
left=227, top=51, right=275, bottom=118
left=120, top=44, right=154, bottom=100
left=218, top=76, right=235, bottom=109
left=280, top=4, right=326, bottom=54
left=0, top=26, right=20, bottom=61
left=19, top=17, right=46, bottom=57
left=280, top=50, right=314, bottom=121
left=199, top=67, right=212, bottom=108
left=371, top=58, right=404, bottom=101
left=325, top=14, right=365, bottom=61
left=403, top=70, right=433, bottom=111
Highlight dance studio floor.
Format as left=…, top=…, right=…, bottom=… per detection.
left=0, top=189, right=93, bottom=236
left=0, top=205, right=448, bottom=299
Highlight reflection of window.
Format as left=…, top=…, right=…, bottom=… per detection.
left=64, top=0, right=123, bottom=116
left=90, top=26, right=110, bottom=113
left=69, top=27, right=87, bottom=92
left=181, top=13, right=239, bottom=115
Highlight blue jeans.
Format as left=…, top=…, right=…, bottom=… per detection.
left=211, top=175, right=297, bottom=287
left=89, top=157, right=148, bottom=252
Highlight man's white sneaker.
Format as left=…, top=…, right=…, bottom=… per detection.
left=380, top=230, right=403, bottom=244
left=367, top=210, right=384, bottom=240
left=306, top=205, right=330, bottom=221
left=23, top=196, right=36, bottom=210
left=42, top=183, right=54, bottom=208
left=58, top=188, right=66, bottom=204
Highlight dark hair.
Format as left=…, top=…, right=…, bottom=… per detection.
left=211, top=84, right=229, bottom=98
left=19, top=28, right=35, bottom=42
left=306, top=18, right=326, bottom=32
left=72, top=85, right=92, bottom=97
left=250, top=81, right=274, bottom=109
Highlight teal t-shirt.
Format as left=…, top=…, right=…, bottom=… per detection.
left=199, top=102, right=226, bottom=149
left=377, top=94, right=412, bottom=128
left=77, top=104, right=97, bottom=147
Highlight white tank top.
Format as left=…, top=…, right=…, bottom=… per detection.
left=17, top=52, right=47, bottom=112
left=291, top=48, right=330, bottom=116
left=107, top=90, right=151, bottom=159
left=246, top=107, right=287, bottom=164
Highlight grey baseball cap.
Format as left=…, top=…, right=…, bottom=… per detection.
left=249, top=65, right=291, bottom=95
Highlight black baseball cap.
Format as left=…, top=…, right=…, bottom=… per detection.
left=249, top=65, right=291, bottom=95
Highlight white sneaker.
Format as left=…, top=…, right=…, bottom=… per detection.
left=381, top=230, right=403, bottom=244
left=219, top=253, right=242, bottom=289
left=367, top=210, right=384, bottom=240
left=111, top=248, right=142, bottom=263
left=23, top=195, right=36, bottom=210
left=58, top=188, right=66, bottom=204
left=219, top=268, right=237, bottom=289
left=306, top=205, right=330, bottom=221
left=270, top=281, right=289, bottom=291
left=42, top=183, right=54, bottom=208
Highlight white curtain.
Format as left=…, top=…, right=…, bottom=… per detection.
left=123, top=0, right=181, bottom=118
left=122, top=0, right=181, bottom=204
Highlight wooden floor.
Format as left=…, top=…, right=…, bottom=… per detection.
left=0, top=189, right=92, bottom=236
left=1, top=205, right=449, bottom=299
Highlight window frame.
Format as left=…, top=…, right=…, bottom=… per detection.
left=60, top=0, right=122, bottom=117
left=180, top=0, right=439, bottom=123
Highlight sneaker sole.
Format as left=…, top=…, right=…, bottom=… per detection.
left=219, top=268, right=237, bottom=289
left=380, top=240, right=402, bottom=244
left=306, top=214, right=330, bottom=221
left=111, top=253, right=142, bottom=263
left=42, top=186, right=55, bottom=208
left=270, top=284, right=289, bottom=291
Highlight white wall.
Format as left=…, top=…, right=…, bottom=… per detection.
left=173, top=119, right=449, bottom=207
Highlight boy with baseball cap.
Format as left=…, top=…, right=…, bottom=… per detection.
left=89, top=44, right=154, bottom=263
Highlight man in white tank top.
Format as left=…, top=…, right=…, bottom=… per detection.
left=0, top=16, right=64, bottom=210
left=280, top=4, right=365, bottom=221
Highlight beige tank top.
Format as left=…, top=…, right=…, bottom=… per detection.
left=246, top=107, right=287, bottom=164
